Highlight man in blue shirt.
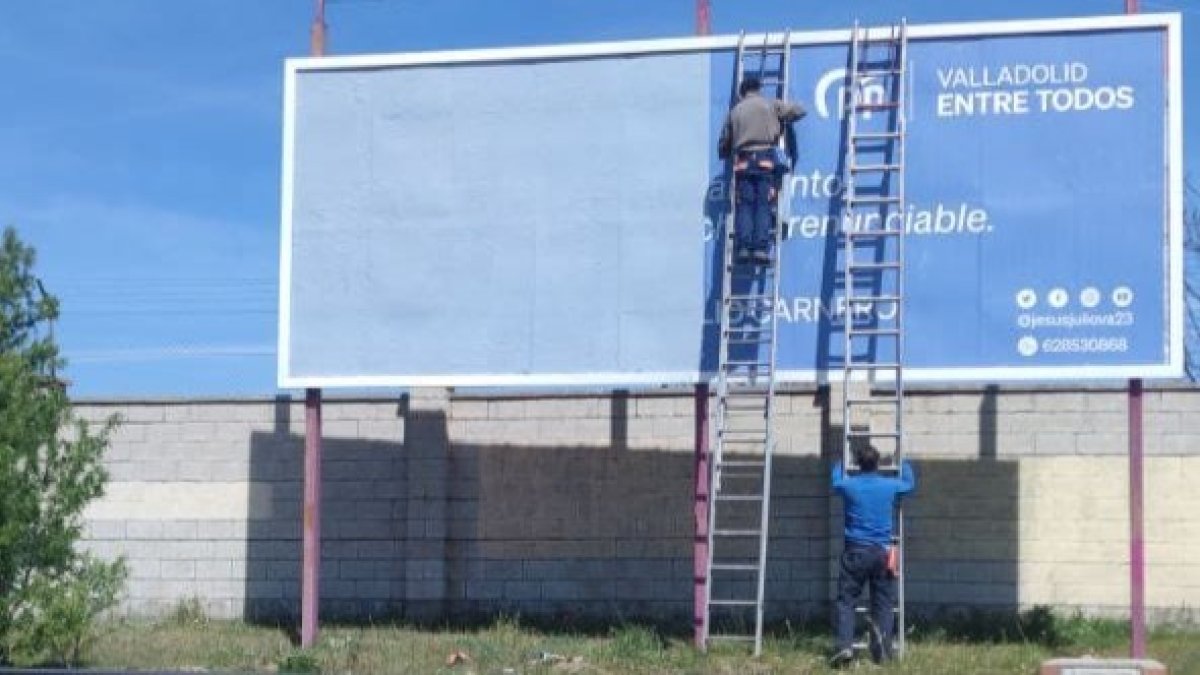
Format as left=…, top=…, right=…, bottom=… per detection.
left=829, top=445, right=916, bottom=667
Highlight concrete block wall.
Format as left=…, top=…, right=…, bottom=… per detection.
left=76, top=386, right=1200, bottom=623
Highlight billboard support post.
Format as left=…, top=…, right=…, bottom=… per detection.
left=301, top=387, right=323, bottom=648
left=693, top=383, right=710, bottom=649
left=1128, top=378, right=1146, bottom=657
left=300, top=1, right=326, bottom=649
left=1124, top=0, right=1146, bottom=661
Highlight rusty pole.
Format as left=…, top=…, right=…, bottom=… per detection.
left=301, top=0, right=327, bottom=650
left=1124, top=0, right=1146, bottom=662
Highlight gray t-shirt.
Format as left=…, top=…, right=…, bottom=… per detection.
left=718, top=92, right=806, bottom=158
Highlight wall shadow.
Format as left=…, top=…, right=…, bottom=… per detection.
left=244, top=390, right=1021, bottom=637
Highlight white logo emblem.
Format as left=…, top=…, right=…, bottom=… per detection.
left=1079, top=287, right=1101, bottom=308
left=1015, top=288, right=1037, bottom=309
left=815, top=68, right=886, bottom=119
left=1112, top=286, right=1134, bottom=308
left=1048, top=288, right=1069, bottom=309
left=1017, top=336, right=1039, bottom=357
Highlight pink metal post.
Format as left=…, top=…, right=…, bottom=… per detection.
left=1128, top=379, right=1145, bottom=657
left=692, top=4, right=712, bottom=650
left=300, top=1, right=327, bottom=650
left=695, top=0, right=711, bottom=36
left=1124, top=0, right=1145, bottom=658
left=693, top=383, right=710, bottom=648
left=301, top=388, right=323, bottom=647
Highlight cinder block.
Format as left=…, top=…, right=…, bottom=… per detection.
left=195, top=560, right=235, bottom=580
left=126, top=558, right=161, bottom=579
left=450, top=399, right=489, bottom=420
left=1075, top=433, right=1126, bottom=455
left=634, top=396, right=688, bottom=418
left=126, top=521, right=164, bottom=540
left=528, top=398, right=599, bottom=420
left=503, top=580, right=542, bottom=601
left=465, top=580, right=504, bottom=600
left=356, top=579, right=393, bottom=599
left=85, top=520, right=127, bottom=540
left=357, top=420, right=404, bottom=439
left=160, top=560, right=195, bottom=580
left=487, top=399, right=527, bottom=419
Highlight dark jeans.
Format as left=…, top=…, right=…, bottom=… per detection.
left=834, top=543, right=896, bottom=656
left=733, top=150, right=776, bottom=251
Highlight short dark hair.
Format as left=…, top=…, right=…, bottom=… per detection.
left=739, top=76, right=762, bottom=97
left=854, top=445, right=880, bottom=472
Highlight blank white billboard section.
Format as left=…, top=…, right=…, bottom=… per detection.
left=284, top=54, right=712, bottom=386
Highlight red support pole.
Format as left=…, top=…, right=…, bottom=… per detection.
left=691, top=1, right=713, bottom=651
left=311, top=0, right=327, bottom=56
left=1123, top=2, right=1145, bottom=659
left=301, top=388, right=323, bottom=647
left=300, top=0, right=327, bottom=650
left=692, top=383, right=710, bottom=649
left=695, top=0, right=712, bottom=36
left=1128, top=379, right=1145, bottom=657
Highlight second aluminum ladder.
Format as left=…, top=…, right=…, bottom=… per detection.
left=840, top=19, right=910, bottom=659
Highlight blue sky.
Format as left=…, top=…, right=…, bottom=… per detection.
left=1, top=0, right=1195, bottom=397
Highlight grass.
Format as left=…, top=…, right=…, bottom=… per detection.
left=80, top=611, right=1200, bottom=674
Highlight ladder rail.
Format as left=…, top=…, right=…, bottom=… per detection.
left=751, top=27, right=792, bottom=656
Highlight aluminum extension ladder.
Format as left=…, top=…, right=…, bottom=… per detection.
left=702, top=29, right=792, bottom=657
left=840, top=19, right=910, bottom=658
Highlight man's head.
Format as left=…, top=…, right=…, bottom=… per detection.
left=854, top=445, right=881, bottom=472
left=739, top=76, right=762, bottom=98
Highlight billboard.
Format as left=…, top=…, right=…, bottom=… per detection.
left=280, top=13, right=1182, bottom=388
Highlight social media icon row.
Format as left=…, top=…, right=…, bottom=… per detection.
left=1015, top=286, right=1133, bottom=310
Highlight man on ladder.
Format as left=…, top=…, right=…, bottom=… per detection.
left=829, top=445, right=916, bottom=667
left=717, top=75, right=805, bottom=264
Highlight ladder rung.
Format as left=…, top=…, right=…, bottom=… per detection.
left=846, top=294, right=900, bottom=303
left=847, top=328, right=900, bottom=336
left=857, top=68, right=903, bottom=76
left=846, top=430, right=900, bottom=438
left=715, top=494, right=764, bottom=502
left=726, top=337, right=773, bottom=345
left=708, top=634, right=756, bottom=641
left=711, top=563, right=760, bottom=571
left=717, top=460, right=765, bottom=468
left=846, top=397, right=900, bottom=404
left=713, top=529, right=762, bottom=536
left=846, top=195, right=902, bottom=205
left=852, top=131, right=902, bottom=141
left=854, top=101, right=899, bottom=110
left=726, top=294, right=774, bottom=303
left=848, top=262, right=901, bottom=270
left=846, top=228, right=902, bottom=238
left=710, top=599, right=758, bottom=607
left=850, top=163, right=902, bottom=173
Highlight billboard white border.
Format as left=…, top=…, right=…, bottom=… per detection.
left=279, top=12, right=1184, bottom=389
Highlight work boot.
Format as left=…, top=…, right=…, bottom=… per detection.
left=828, top=648, right=854, bottom=669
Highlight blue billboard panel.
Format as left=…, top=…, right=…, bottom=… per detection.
left=281, top=14, right=1182, bottom=388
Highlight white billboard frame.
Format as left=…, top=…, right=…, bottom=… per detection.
left=278, top=12, right=1183, bottom=389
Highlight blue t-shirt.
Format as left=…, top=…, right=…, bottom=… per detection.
left=831, top=460, right=916, bottom=547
